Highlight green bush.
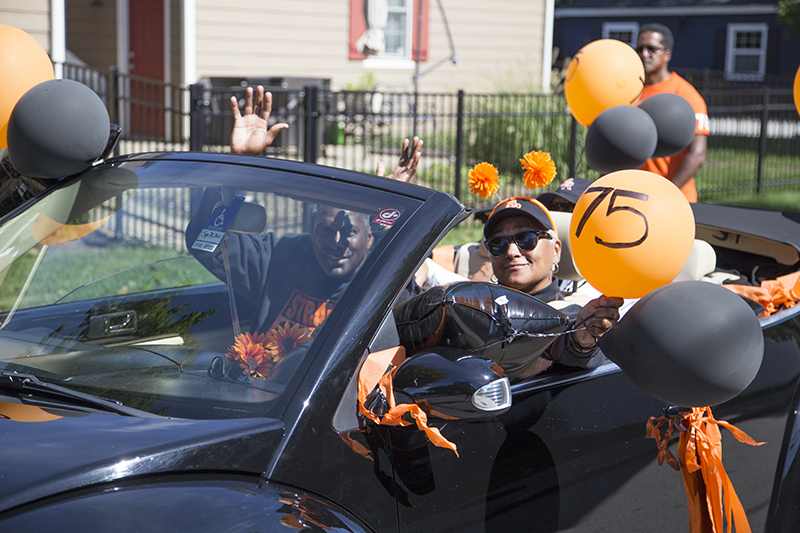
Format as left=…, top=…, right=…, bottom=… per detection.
left=462, top=94, right=576, bottom=175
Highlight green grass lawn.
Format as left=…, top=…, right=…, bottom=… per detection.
left=702, top=190, right=800, bottom=211
left=438, top=219, right=485, bottom=247
left=0, top=242, right=217, bottom=312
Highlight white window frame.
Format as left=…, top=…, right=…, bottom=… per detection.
left=363, top=0, right=416, bottom=69
left=602, top=22, right=639, bottom=47
left=725, top=23, right=768, bottom=81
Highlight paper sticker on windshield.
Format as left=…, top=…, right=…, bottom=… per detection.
left=373, top=207, right=402, bottom=227
left=191, top=197, right=245, bottom=252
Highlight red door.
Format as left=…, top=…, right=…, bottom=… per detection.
left=129, top=0, right=164, bottom=137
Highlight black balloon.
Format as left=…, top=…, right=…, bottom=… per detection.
left=585, top=105, right=657, bottom=174
left=599, top=281, right=764, bottom=407
left=393, top=282, right=569, bottom=383
left=7, top=79, right=110, bottom=179
left=638, top=93, right=696, bottom=158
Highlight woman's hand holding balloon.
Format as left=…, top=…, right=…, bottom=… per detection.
left=572, top=296, right=624, bottom=350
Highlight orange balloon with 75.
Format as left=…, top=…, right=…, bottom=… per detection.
left=569, top=170, right=695, bottom=299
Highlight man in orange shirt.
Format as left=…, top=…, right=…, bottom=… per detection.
left=636, top=23, right=710, bottom=203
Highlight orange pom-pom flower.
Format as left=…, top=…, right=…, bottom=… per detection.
left=519, top=150, right=557, bottom=189
left=468, top=162, right=500, bottom=199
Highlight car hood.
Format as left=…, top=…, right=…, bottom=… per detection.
left=0, top=403, right=284, bottom=513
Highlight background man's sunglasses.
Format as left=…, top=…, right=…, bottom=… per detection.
left=636, top=45, right=665, bottom=55
left=486, top=230, right=553, bottom=257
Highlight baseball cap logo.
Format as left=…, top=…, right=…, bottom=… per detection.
left=505, top=199, right=522, bottom=209
left=559, top=178, right=575, bottom=191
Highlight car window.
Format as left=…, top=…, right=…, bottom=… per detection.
left=0, top=159, right=422, bottom=420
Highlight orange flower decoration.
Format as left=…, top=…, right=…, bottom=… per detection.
left=266, top=322, right=310, bottom=360
left=227, top=332, right=274, bottom=378
left=468, top=162, right=500, bottom=199
left=519, top=150, right=557, bottom=189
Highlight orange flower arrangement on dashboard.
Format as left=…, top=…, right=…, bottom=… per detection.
left=224, top=325, right=310, bottom=380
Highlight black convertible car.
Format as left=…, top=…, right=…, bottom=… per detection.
left=0, top=151, right=799, bottom=532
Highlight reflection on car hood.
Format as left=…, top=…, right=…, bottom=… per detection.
left=0, top=407, right=284, bottom=513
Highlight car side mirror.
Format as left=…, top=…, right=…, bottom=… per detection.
left=387, top=348, right=512, bottom=420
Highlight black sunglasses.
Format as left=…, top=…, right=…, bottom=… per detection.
left=208, top=356, right=251, bottom=383
left=486, top=230, right=552, bottom=257
left=635, top=45, right=665, bottom=55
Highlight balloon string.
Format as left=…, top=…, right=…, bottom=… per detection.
left=514, top=323, right=589, bottom=339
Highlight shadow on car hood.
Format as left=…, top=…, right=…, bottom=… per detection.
left=0, top=405, right=284, bottom=514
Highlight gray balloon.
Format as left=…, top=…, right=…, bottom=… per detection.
left=585, top=105, right=657, bottom=174
left=638, top=93, right=696, bottom=158
left=599, top=281, right=764, bottom=407
left=7, top=79, right=110, bottom=179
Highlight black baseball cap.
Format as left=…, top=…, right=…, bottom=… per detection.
left=483, top=196, right=555, bottom=238
left=536, top=177, right=592, bottom=209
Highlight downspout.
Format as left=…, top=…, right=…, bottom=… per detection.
left=50, top=0, right=66, bottom=79
left=164, top=0, right=172, bottom=139
left=182, top=0, right=197, bottom=143
left=164, top=0, right=172, bottom=85
left=182, top=0, right=196, bottom=86
left=541, top=0, right=554, bottom=93
left=117, top=0, right=129, bottom=74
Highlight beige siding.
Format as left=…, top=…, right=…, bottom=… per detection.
left=0, top=0, right=51, bottom=51
left=195, top=0, right=548, bottom=93
left=2, top=0, right=550, bottom=93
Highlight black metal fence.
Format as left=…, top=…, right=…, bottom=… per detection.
left=62, top=63, right=800, bottom=208
left=700, top=87, right=800, bottom=198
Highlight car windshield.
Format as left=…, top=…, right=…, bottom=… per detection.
left=0, top=156, right=421, bottom=419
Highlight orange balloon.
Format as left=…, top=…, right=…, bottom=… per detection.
left=794, top=65, right=800, bottom=118
left=569, top=170, right=695, bottom=299
left=32, top=212, right=113, bottom=246
left=564, top=39, right=645, bottom=127
left=0, top=24, right=54, bottom=149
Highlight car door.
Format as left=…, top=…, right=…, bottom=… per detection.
left=387, top=313, right=800, bottom=532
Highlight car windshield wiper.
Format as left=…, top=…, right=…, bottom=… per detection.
left=0, top=370, right=161, bottom=418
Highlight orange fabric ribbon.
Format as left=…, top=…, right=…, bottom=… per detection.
left=357, top=346, right=459, bottom=456
left=724, top=271, right=800, bottom=317
left=647, top=407, right=764, bottom=533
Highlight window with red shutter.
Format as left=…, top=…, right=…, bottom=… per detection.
left=349, top=0, right=427, bottom=62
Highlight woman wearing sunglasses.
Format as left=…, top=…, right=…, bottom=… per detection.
left=484, top=196, right=624, bottom=369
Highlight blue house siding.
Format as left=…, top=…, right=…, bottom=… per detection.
left=553, top=2, right=799, bottom=82
left=770, top=25, right=800, bottom=76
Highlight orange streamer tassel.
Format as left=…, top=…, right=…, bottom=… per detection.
left=724, top=271, right=800, bottom=317
left=647, top=407, right=764, bottom=533
left=357, top=346, right=459, bottom=456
